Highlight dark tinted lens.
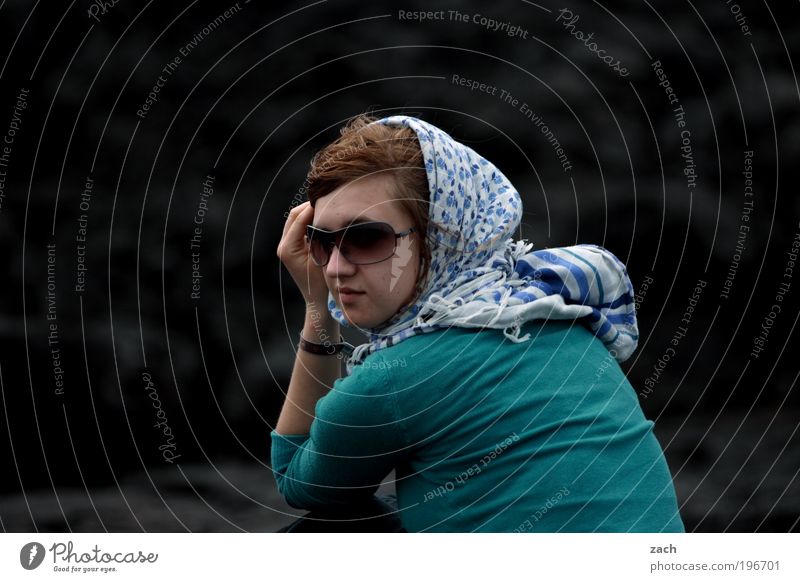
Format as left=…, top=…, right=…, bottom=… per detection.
left=306, top=228, right=333, bottom=266
left=340, top=223, right=395, bottom=264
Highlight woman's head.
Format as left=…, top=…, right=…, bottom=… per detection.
left=306, top=115, right=431, bottom=330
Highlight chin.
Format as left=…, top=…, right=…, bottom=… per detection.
left=339, top=308, right=387, bottom=330
left=344, top=316, right=381, bottom=330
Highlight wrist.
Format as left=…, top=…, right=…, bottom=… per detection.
left=298, top=332, right=354, bottom=357
left=303, top=303, right=339, bottom=343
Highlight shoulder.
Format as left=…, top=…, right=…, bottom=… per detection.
left=366, top=319, right=604, bottom=360
left=313, top=359, right=399, bottom=435
left=346, top=320, right=616, bottom=388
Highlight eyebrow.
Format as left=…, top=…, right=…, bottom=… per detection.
left=312, top=216, right=381, bottom=231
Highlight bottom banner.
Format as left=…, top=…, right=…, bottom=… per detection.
left=1, top=533, right=797, bottom=581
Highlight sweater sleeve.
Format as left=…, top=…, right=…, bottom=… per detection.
left=270, top=356, right=408, bottom=510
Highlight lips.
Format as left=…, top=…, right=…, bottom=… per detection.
left=337, top=287, right=365, bottom=302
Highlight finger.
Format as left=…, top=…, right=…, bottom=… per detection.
left=287, top=203, right=314, bottom=240
left=278, top=203, right=309, bottom=258
left=281, top=201, right=311, bottom=239
left=279, top=205, right=314, bottom=260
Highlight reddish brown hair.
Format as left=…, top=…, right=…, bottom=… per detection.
left=306, top=114, right=431, bottom=303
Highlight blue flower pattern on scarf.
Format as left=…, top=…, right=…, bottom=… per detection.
left=326, top=115, right=638, bottom=374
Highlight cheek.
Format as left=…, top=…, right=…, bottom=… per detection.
left=360, top=247, right=420, bottom=302
left=391, top=254, right=420, bottom=301
left=364, top=265, right=411, bottom=299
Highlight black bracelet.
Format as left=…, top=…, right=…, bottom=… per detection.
left=298, top=333, right=355, bottom=356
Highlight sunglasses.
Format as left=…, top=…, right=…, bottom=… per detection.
left=305, top=221, right=416, bottom=267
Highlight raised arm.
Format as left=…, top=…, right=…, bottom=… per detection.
left=275, top=201, right=341, bottom=435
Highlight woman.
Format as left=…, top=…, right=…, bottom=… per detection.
left=272, top=114, right=684, bottom=533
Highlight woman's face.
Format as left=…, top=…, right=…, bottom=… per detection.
left=312, top=174, right=421, bottom=330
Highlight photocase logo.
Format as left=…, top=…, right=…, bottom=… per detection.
left=20, top=542, right=45, bottom=570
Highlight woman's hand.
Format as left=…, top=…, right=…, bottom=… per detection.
left=277, top=201, right=329, bottom=307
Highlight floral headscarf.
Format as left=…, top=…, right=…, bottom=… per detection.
left=327, top=115, right=638, bottom=375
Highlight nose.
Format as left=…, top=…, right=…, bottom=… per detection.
left=325, top=244, right=357, bottom=278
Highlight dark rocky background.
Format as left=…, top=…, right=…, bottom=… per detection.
left=0, top=0, right=797, bottom=532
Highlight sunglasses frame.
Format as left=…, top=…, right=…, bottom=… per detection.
left=305, top=221, right=416, bottom=267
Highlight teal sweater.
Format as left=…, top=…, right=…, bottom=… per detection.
left=270, top=320, right=685, bottom=532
